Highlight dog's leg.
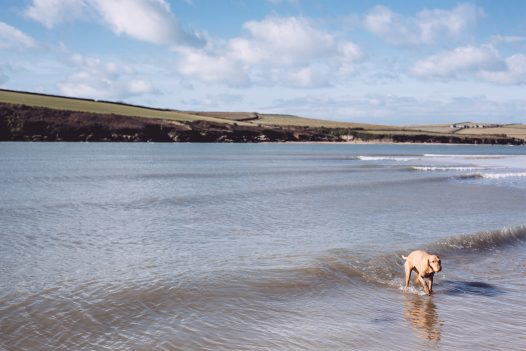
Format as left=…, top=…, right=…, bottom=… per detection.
left=416, top=275, right=430, bottom=295
left=427, top=274, right=434, bottom=293
left=404, top=264, right=412, bottom=288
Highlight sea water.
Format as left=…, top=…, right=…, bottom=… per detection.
left=1, top=142, right=525, bottom=350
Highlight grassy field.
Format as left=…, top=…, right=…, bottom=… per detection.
left=405, top=123, right=526, bottom=140
left=404, top=124, right=461, bottom=134
left=455, top=126, right=526, bottom=140
left=0, top=89, right=250, bottom=125
left=186, top=111, right=259, bottom=121
left=180, top=111, right=400, bottom=129
left=255, top=114, right=401, bottom=130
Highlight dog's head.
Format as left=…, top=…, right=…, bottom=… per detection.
left=429, top=255, right=442, bottom=272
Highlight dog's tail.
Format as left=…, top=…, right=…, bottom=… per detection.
left=401, top=255, right=408, bottom=260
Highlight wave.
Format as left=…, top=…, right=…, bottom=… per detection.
left=259, top=226, right=526, bottom=291
left=1, top=174, right=452, bottom=214
left=410, top=166, right=486, bottom=172
left=4, top=227, right=525, bottom=307
left=1, top=168, right=360, bottom=184
left=429, top=225, right=526, bottom=253
left=455, top=173, right=484, bottom=180
left=249, top=226, right=526, bottom=291
left=357, top=155, right=418, bottom=161
left=423, top=154, right=512, bottom=159
left=478, top=172, right=526, bottom=179
left=3, top=225, right=525, bottom=345
left=456, top=172, right=526, bottom=180
left=355, top=153, right=514, bottom=162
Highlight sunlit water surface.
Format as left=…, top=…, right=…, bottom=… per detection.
left=1, top=143, right=526, bottom=350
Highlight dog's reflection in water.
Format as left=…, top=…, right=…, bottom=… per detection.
left=403, top=294, right=442, bottom=343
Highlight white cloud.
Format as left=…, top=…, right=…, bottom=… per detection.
left=229, top=16, right=358, bottom=67
left=239, top=17, right=336, bottom=65
left=279, top=65, right=331, bottom=88
left=365, top=3, right=483, bottom=46
left=24, top=0, right=203, bottom=46
left=58, top=54, right=157, bottom=99
left=174, top=16, right=362, bottom=87
left=93, top=0, right=202, bottom=46
left=411, top=45, right=504, bottom=78
left=127, top=79, right=155, bottom=95
left=0, top=22, right=37, bottom=48
left=25, top=0, right=88, bottom=28
left=411, top=44, right=526, bottom=85
left=172, top=45, right=249, bottom=85
left=478, top=54, right=526, bottom=85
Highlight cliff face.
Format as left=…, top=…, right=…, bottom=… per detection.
left=0, top=103, right=340, bottom=142
left=0, top=103, right=524, bottom=145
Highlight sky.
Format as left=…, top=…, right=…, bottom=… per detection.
left=1, top=0, right=526, bottom=125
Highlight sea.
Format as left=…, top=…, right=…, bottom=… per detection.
left=1, top=142, right=525, bottom=351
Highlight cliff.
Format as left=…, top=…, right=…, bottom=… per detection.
left=0, top=103, right=524, bottom=145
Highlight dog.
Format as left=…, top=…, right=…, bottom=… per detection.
left=402, top=250, right=442, bottom=295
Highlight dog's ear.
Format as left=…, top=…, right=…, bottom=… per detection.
left=427, top=256, right=435, bottom=268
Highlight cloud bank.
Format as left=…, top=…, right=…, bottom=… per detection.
left=173, top=16, right=363, bottom=87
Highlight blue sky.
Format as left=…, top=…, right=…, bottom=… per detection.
left=1, top=0, right=525, bottom=124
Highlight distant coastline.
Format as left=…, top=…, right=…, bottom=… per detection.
left=1, top=89, right=524, bottom=145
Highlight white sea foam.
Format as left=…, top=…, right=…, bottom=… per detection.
left=479, top=172, right=526, bottom=179
left=398, top=285, right=427, bottom=296
left=423, top=154, right=515, bottom=160
left=357, top=156, right=415, bottom=161
left=458, top=172, right=526, bottom=180
left=423, top=154, right=526, bottom=172
left=411, top=166, right=485, bottom=172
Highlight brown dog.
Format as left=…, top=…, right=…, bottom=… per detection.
left=402, top=250, right=442, bottom=295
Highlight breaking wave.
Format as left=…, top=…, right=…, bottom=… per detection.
left=258, top=225, right=526, bottom=291
left=357, top=155, right=418, bottom=161
left=423, top=154, right=511, bottom=159
left=456, top=172, right=526, bottom=180
left=429, top=225, right=526, bottom=253
left=478, top=172, right=526, bottom=179
left=249, top=225, right=526, bottom=293
left=410, top=166, right=486, bottom=172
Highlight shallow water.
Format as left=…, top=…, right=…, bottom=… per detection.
left=1, top=143, right=526, bottom=350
